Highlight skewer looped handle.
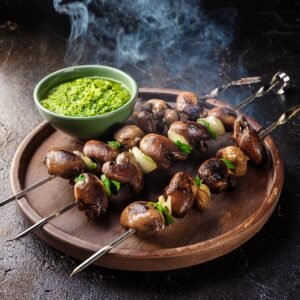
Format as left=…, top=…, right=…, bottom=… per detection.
left=259, top=105, right=300, bottom=139
left=0, top=175, right=56, bottom=208
left=234, top=72, right=290, bottom=110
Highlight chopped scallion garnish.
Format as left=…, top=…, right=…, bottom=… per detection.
left=75, top=174, right=86, bottom=183
left=197, top=119, right=217, bottom=140
left=100, top=174, right=121, bottom=196
left=221, top=158, right=235, bottom=170
left=175, top=140, right=192, bottom=154
left=107, top=141, right=121, bottom=149
left=194, top=175, right=203, bottom=187
left=149, top=202, right=174, bottom=226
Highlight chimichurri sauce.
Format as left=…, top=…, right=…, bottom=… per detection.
left=40, top=77, right=131, bottom=117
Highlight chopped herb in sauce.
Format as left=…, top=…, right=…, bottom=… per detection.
left=40, top=77, right=131, bottom=117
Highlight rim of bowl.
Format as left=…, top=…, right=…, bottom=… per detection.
left=33, top=65, right=138, bottom=120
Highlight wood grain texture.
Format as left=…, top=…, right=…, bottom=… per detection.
left=10, top=88, right=284, bottom=271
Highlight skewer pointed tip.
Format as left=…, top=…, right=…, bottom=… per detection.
left=70, top=229, right=136, bottom=275
left=6, top=237, right=17, bottom=242
left=7, top=234, right=23, bottom=242
left=69, top=269, right=78, bottom=277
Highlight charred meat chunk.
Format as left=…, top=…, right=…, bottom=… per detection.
left=44, top=150, right=86, bottom=179
left=74, top=173, right=109, bottom=219
left=114, top=125, right=145, bottom=149
left=198, top=158, right=236, bottom=193
left=139, top=134, right=187, bottom=170
left=164, top=172, right=197, bottom=218
left=208, top=106, right=237, bottom=131
left=232, top=117, right=267, bottom=166
left=83, top=140, right=119, bottom=165
left=120, top=201, right=165, bottom=236
left=176, top=92, right=203, bottom=120
left=102, top=152, right=144, bottom=193
left=168, top=121, right=210, bottom=147
left=216, top=146, right=249, bottom=177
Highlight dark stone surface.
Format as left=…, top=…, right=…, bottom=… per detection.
left=0, top=1, right=299, bottom=299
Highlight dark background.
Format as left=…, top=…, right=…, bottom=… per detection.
left=0, top=0, right=299, bottom=299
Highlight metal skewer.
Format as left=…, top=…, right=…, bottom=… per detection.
left=4, top=74, right=292, bottom=237
left=198, top=76, right=262, bottom=100
left=11, top=105, right=300, bottom=243
left=0, top=175, right=56, bottom=208
left=69, top=105, right=300, bottom=276
left=234, top=72, right=290, bottom=110
left=70, top=229, right=136, bottom=277
left=259, top=105, right=300, bottom=139
left=1, top=73, right=287, bottom=208
left=7, top=202, right=79, bottom=241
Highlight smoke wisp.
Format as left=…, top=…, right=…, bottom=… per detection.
left=54, top=0, right=245, bottom=94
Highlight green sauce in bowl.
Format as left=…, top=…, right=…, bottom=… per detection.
left=40, top=77, right=131, bottom=117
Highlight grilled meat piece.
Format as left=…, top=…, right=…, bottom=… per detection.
left=74, top=173, right=109, bottom=219
left=114, top=125, right=145, bottom=149
left=139, top=134, right=188, bottom=170
left=83, top=140, right=119, bottom=166
left=137, top=110, right=157, bottom=133
left=102, top=152, right=144, bottom=193
left=120, top=201, right=165, bottom=236
left=168, top=121, right=210, bottom=147
left=44, top=150, right=86, bottom=179
left=176, top=91, right=203, bottom=121
left=198, top=158, right=236, bottom=193
left=164, top=172, right=197, bottom=218
left=232, top=117, right=267, bottom=166
left=208, top=106, right=237, bottom=131
left=216, top=146, right=249, bottom=176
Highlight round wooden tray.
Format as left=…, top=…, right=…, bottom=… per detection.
left=10, top=88, right=284, bottom=271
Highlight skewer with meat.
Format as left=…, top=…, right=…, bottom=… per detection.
left=198, top=116, right=267, bottom=193
left=121, top=116, right=268, bottom=234
left=2, top=73, right=288, bottom=208
left=44, top=150, right=87, bottom=179
left=128, top=97, right=226, bottom=136
left=9, top=126, right=216, bottom=240
left=1, top=112, right=258, bottom=220
left=44, top=139, right=120, bottom=181
left=121, top=136, right=262, bottom=235
left=232, top=116, right=267, bottom=166
left=120, top=170, right=212, bottom=236
left=8, top=106, right=299, bottom=275
left=70, top=106, right=300, bottom=275
left=74, top=173, right=109, bottom=219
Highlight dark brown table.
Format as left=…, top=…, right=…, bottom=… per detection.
left=0, top=1, right=299, bottom=299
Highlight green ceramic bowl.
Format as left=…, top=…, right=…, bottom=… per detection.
left=33, top=65, right=138, bottom=140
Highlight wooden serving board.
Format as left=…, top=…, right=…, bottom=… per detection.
left=10, top=88, right=284, bottom=271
